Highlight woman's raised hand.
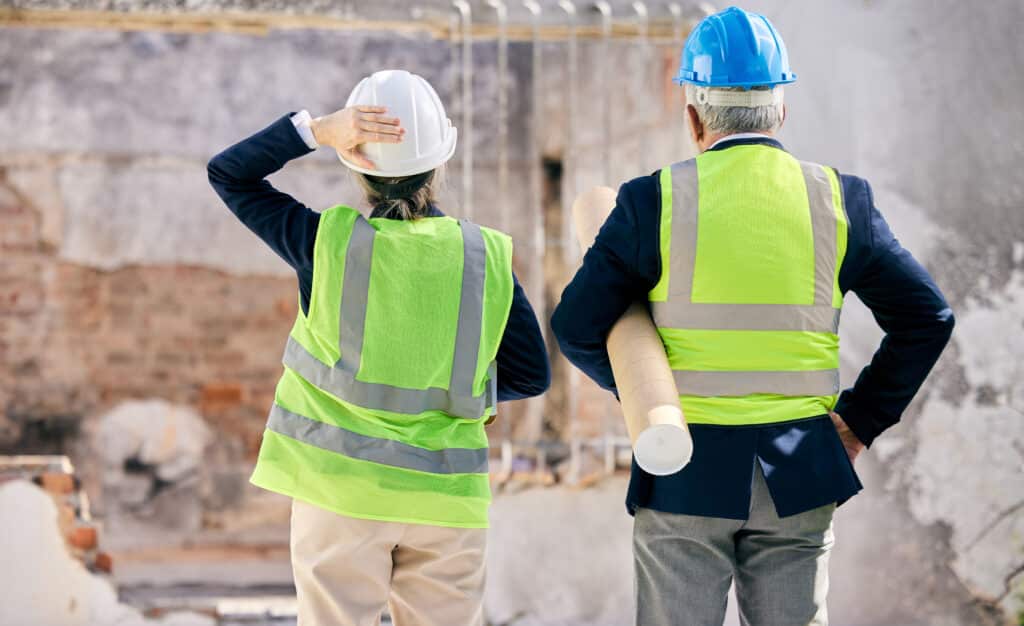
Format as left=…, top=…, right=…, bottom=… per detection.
left=310, top=106, right=405, bottom=170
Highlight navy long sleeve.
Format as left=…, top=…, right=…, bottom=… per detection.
left=831, top=177, right=955, bottom=445
left=551, top=137, right=954, bottom=447
left=208, top=114, right=550, bottom=402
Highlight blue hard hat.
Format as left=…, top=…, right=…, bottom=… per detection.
left=675, top=6, right=796, bottom=88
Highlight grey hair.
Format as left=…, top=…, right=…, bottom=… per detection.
left=354, top=165, right=446, bottom=221
left=685, top=84, right=784, bottom=135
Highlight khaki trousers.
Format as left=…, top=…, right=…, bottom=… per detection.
left=290, top=498, right=487, bottom=626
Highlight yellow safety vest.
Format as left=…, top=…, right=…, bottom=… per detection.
left=650, top=144, right=848, bottom=426
left=250, top=205, right=514, bottom=528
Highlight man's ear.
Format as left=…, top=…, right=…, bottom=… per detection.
left=779, top=103, right=787, bottom=130
left=686, top=104, right=703, bottom=145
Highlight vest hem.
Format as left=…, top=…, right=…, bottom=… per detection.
left=684, top=412, right=832, bottom=429
left=248, top=475, right=491, bottom=530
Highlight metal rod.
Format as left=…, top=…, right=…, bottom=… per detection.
left=594, top=1, right=613, bottom=184
left=633, top=1, right=650, bottom=175
left=452, top=0, right=473, bottom=220
left=667, top=3, right=685, bottom=161
left=558, top=0, right=579, bottom=207
left=593, top=0, right=616, bottom=475
left=667, top=2, right=684, bottom=42
left=558, top=0, right=581, bottom=485
left=0, top=8, right=690, bottom=41
left=488, top=0, right=509, bottom=234
left=486, top=0, right=513, bottom=476
left=523, top=0, right=548, bottom=449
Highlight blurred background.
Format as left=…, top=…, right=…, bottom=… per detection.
left=0, top=0, right=1022, bottom=624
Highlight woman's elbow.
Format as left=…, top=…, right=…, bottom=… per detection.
left=532, top=358, right=552, bottom=396
left=500, top=358, right=551, bottom=401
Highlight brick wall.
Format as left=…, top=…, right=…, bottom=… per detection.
left=0, top=174, right=296, bottom=456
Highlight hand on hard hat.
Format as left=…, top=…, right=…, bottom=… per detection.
left=340, top=71, right=457, bottom=177
left=310, top=106, right=405, bottom=170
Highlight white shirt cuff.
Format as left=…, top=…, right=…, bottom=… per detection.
left=291, top=110, right=319, bottom=150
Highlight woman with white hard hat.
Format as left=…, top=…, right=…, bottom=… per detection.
left=208, top=69, right=550, bottom=626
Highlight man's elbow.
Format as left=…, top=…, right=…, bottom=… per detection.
left=206, top=154, right=225, bottom=190
left=550, top=302, right=576, bottom=355
left=937, top=306, right=955, bottom=340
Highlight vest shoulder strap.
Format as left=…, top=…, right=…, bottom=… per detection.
left=651, top=155, right=845, bottom=333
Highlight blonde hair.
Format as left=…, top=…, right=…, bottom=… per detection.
left=355, top=166, right=445, bottom=221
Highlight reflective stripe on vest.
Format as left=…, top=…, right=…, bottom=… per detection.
left=267, top=403, right=489, bottom=474
left=652, top=156, right=844, bottom=398
left=280, top=216, right=497, bottom=421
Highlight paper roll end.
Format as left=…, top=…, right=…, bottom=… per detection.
left=634, top=423, right=693, bottom=476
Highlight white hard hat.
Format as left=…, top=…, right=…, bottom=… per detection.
left=339, top=69, right=458, bottom=178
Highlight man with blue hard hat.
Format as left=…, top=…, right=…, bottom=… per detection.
left=552, top=6, right=954, bottom=625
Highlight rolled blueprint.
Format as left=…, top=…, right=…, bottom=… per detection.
left=572, top=187, right=693, bottom=475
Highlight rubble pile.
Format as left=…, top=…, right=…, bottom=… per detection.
left=0, top=478, right=213, bottom=626
left=93, top=400, right=215, bottom=533
left=0, top=455, right=111, bottom=574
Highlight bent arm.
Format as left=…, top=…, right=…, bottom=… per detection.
left=206, top=113, right=321, bottom=273
left=835, top=182, right=955, bottom=447
left=551, top=179, right=661, bottom=392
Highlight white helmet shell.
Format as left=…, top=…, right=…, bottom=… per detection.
left=339, top=69, right=458, bottom=178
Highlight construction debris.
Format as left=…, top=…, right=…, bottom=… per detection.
left=0, top=455, right=106, bottom=573
left=94, top=400, right=213, bottom=532
left=0, top=479, right=213, bottom=626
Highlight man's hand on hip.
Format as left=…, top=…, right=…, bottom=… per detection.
left=310, top=106, right=405, bottom=170
left=830, top=411, right=865, bottom=465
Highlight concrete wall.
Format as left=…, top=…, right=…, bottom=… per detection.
left=2, top=0, right=1022, bottom=623
left=736, top=1, right=1024, bottom=623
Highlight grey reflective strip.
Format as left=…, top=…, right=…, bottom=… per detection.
left=652, top=301, right=840, bottom=332
left=655, top=301, right=839, bottom=336
left=267, top=404, right=489, bottom=474
left=673, top=369, right=841, bottom=397
left=449, top=221, right=487, bottom=396
left=800, top=161, right=838, bottom=308
left=285, top=337, right=494, bottom=418
left=337, top=216, right=376, bottom=372
left=664, top=160, right=699, bottom=304
left=650, top=159, right=841, bottom=333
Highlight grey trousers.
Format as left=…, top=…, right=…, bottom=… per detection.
left=633, top=466, right=835, bottom=626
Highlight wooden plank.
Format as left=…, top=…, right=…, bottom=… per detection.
left=0, top=7, right=689, bottom=42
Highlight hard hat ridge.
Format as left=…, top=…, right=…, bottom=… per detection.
left=340, top=69, right=458, bottom=177
left=675, top=6, right=796, bottom=89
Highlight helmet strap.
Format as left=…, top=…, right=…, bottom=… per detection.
left=693, top=86, right=784, bottom=108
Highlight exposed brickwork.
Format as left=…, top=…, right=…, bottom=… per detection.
left=68, top=525, right=98, bottom=550
left=0, top=174, right=296, bottom=458
left=93, top=551, right=113, bottom=573
left=39, top=472, right=75, bottom=495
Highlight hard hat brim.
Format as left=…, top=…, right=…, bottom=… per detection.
left=673, top=75, right=797, bottom=89
left=339, top=127, right=458, bottom=178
